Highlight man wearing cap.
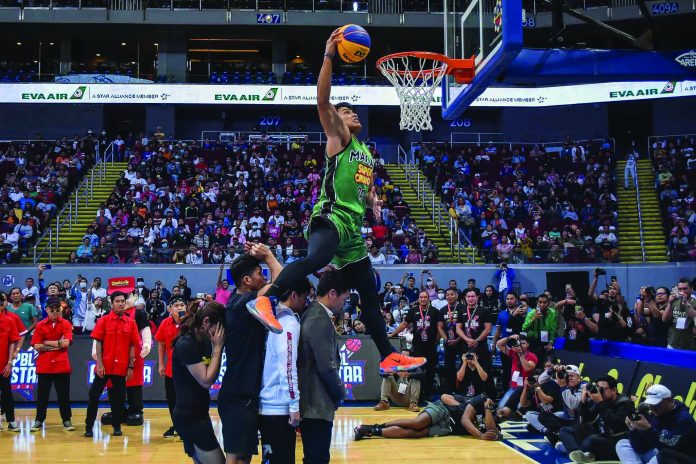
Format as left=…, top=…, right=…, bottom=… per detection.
left=616, top=384, right=696, bottom=464
left=29, top=297, right=75, bottom=432
left=155, top=296, right=187, bottom=439
left=85, top=290, right=140, bottom=437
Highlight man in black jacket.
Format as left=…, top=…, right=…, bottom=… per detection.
left=298, top=270, right=350, bottom=464
left=558, top=375, right=634, bottom=463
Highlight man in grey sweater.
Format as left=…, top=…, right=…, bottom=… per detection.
left=298, top=270, right=350, bottom=464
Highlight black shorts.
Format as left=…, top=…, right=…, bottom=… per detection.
left=218, top=397, right=259, bottom=456
left=172, top=413, right=220, bottom=458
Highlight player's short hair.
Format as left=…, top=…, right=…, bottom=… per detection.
left=335, top=102, right=354, bottom=112
left=229, top=254, right=262, bottom=288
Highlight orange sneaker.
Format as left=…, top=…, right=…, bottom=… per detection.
left=246, top=296, right=283, bottom=334
left=379, top=352, right=426, bottom=374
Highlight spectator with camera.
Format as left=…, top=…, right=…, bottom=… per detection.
left=494, top=292, right=527, bottom=386
left=456, top=350, right=489, bottom=397
left=663, top=277, right=696, bottom=350
left=557, top=375, right=634, bottom=462
left=616, top=385, right=696, bottom=464
left=589, top=271, right=631, bottom=342
left=456, top=288, right=494, bottom=396
left=522, top=293, right=558, bottom=361
left=539, top=365, right=588, bottom=446
left=495, top=334, right=538, bottom=415
left=557, top=286, right=599, bottom=351
left=390, top=291, right=440, bottom=401
left=437, top=287, right=464, bottom=393
left=640, top=286, right=671, bottom=347
left=522, top=358, right=565, bottom=435
left=374, top=349, right=423, bottom=413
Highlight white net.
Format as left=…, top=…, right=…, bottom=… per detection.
left=377, top=54, right=449, bottom=132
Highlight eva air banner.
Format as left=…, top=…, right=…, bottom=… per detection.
left=2, top=80, right=695, bottom=106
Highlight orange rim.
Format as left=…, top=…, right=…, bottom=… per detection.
left=377, top=51, right=476, bottom=84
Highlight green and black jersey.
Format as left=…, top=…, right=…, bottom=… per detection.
left=309, top=137, right=374, bottom=268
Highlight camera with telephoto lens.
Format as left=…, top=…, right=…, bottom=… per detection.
left=465, top=352, right=475, bottom=360
left=527, top=375, right=538, bottom=386
left=587, top=382, right=604, bottom=395
left=595, top=268, right=606, bottom=276
left=506, top=337, right=521, bottom=348
left=629, top=403, right=651, bottom=421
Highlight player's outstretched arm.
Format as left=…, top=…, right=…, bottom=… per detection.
left=318, top=28, right=350, bottom=157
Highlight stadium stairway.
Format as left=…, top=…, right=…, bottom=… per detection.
left=30, top=162, right=127, bottom=264
left=383, top=164, right=481, bottom=264
left=616, top=159, right=668, bottom=263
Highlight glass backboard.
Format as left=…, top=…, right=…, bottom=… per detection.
left=443, top=0, right=523, bottom=119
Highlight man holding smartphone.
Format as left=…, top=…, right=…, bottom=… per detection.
left=663, top=278, right=696, bottom=350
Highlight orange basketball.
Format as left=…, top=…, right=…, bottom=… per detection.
left=337, top=24, right=371, bottom=63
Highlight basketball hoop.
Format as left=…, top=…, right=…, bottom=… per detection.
left=377, top=51, right=475, bottom=132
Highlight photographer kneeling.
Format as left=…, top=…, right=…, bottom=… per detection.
left=558, top=375, right=634, bottom=463
left=538, top=365, right=587, bottom=446
left=521, top=358, right=564, bottom=435
left=495, top=334, right=538, bottom=418
left=616, top=385, right=696, bottom=464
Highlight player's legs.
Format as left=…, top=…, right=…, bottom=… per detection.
left=354, top=412, right=432, bottom=440
left=247, top=223, right=338, bottom=332
left=192, top=446, right=225, bottom=464
left=344, top=257, right=427, bottom=373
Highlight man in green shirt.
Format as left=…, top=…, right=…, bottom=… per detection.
left=664, top=277, right=696, bottom=351
left=8, top=287, right=40, bottom=338
left=521, top=294, right=557, bottom=361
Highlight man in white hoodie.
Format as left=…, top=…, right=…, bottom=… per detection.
left=258, top=277, right=312, bottom=464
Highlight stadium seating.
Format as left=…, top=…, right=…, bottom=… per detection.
left=651, top=136, right=696, bottom=261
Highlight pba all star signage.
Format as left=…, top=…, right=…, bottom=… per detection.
left=2, top=80, right=696, bottom=107
left=11, top=348, right=38, bottom=400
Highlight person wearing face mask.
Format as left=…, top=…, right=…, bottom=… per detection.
left=420, top=270, right=438, bottom=300
left=29, top=298, right=75, bottom=432
left=431, top=288, right=448, bottom=310
left=70, top=276, right=90, bottom=333
left=438, top=288, right=465, bottom=394
left=156, top=296, right=189, bottom=439
left=392, top=296, right=410, bottom=324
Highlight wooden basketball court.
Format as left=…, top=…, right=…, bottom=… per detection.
left=2, top=407, right=533, bottom=463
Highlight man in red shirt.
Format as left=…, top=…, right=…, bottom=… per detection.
left=495, top=333, right=538, bottom=418
left=30, top=297, right=75, bottom=432
left=85, top=290, right=139, bottom=437
left=155, top=295, right=187, bottom=438
left=99, top=277, right=152, bottom=427
left=0, top=292, right=22, bottom=432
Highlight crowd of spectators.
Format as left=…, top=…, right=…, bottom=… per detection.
left=413, top=139, right=620, bottom=264
left=69, top=129, right=455, bottom=266
left=7, top=264, right=695, bottom=464
left=651, top=136, right=696, bottom=261
left=0, top=131, right=103, bottom=263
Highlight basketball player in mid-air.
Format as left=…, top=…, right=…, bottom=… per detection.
left=247, top=28, right=425, bottom=374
